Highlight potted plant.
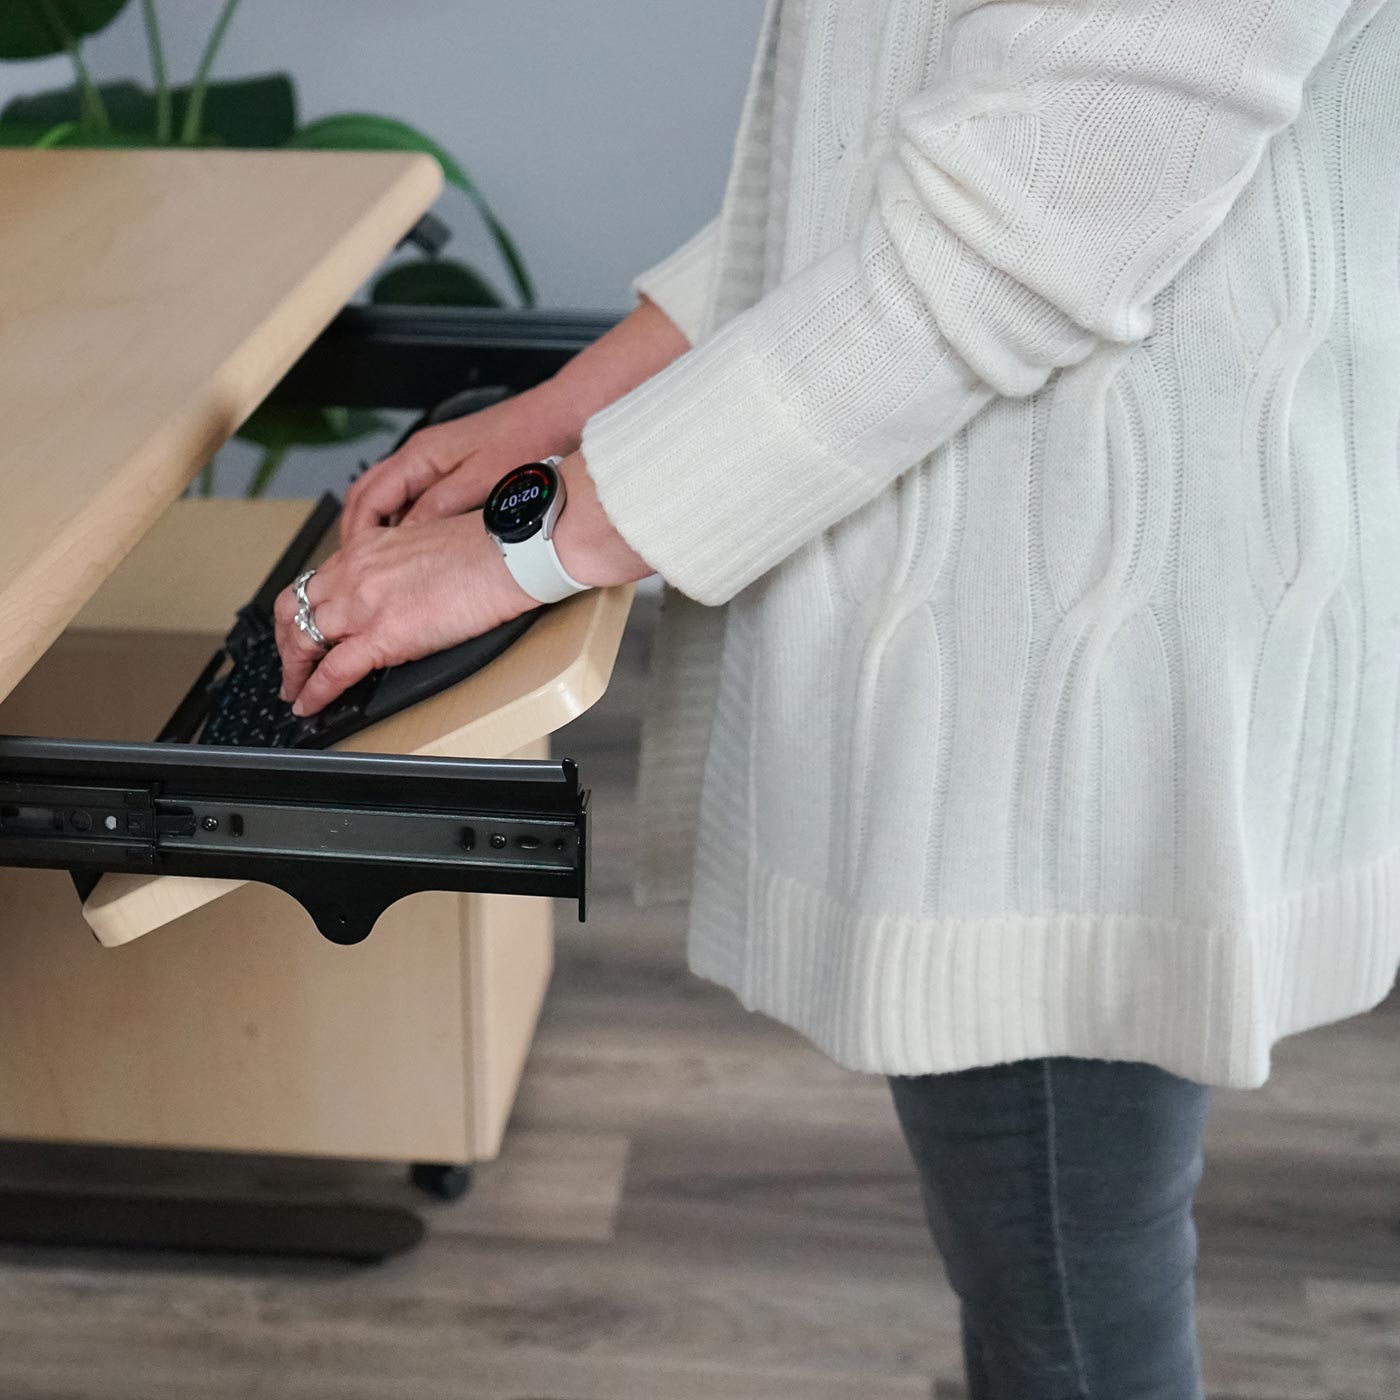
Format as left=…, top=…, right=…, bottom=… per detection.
left=0, top=0, right=535, bottom=494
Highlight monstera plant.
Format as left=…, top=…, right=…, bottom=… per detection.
left=0, top=0, right=534, bottom=494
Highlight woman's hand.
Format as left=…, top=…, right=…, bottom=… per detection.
left=273, top=510, right=537, bottom=717
left=275, top=449, right=656, bottom=718
left=339, top=297, right=692, bottom=545
left=339, top=380, right=579, bottom=544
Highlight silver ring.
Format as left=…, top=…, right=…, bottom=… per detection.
left=293, top=568, right=316, bottom=611
left=295, top=602, right=329, bottom=650
left=291, top=569, right=329, bottom=649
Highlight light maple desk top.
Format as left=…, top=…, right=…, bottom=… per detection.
left=0, top=147, right=442, bottom=707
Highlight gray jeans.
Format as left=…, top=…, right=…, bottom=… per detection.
left=889, top=1058, right=1210, bottom=1400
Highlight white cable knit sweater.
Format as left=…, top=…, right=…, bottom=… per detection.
left=580, top=0, right=1400, bottom=1088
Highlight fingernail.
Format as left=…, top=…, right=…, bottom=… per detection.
left=292, top=700, right=305, bottom=717
left=278, top=686, right=288, bottom=702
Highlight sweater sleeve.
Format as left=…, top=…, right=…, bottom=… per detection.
left=631, top=218, right=720, bottom=348
left=581, top=0, right=1360, bottom=606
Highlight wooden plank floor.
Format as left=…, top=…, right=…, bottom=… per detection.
left=1, top=596, right=1397, bottom=1399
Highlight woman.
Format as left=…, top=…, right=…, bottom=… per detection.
left=274, top=3, right=1400, bottom=1395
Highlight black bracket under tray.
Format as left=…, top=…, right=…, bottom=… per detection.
left=0, top=737, right=588, bottom=944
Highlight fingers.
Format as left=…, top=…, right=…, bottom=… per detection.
left=276, top=599, right=329, bottom=703
left=400, top=470, right=489, bottom=526
left=342, top=444, right=446, bottom=542
left=270, top=557, right=378, bottom=716
left=278, top=634, right=322, bottom=706
left=273, top=569, right=344, bottom=704
left=272, top=584, right=299, bottom=697
left=292, top=637, right=377, bottom=718
left=280, top=604, right=352, bottom=706
left=342, top=465, right=411, bottom=543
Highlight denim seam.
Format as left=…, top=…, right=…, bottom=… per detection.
left=1041, top=1058, right=1091, bottom=1399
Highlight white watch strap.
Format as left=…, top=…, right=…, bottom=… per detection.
left=501, top=529, right=590, bottom=605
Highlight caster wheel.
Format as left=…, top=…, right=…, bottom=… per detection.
left=409, top=1162, right=473, bottom=1202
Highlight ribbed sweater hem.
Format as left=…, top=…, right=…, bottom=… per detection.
left=632, top=218, right=719, bottom=348
left=687, top=844, right=1400, bottom=1090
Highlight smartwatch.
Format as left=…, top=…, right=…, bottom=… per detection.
left=482, top=457, right=591, bottom=605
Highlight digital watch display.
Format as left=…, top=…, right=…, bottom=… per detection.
left=484, top=462, right=559, bottom=544
left=481, top=457, right=591, bottom=606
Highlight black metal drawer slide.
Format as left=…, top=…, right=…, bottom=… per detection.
left=0, top=737, right=588, bottom=944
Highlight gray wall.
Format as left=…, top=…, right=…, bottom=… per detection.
left=0, top=52, right=67, bottom=103
left=3, top=1, right=761, bottom=494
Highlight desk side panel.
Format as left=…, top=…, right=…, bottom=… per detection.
left=0, top=870, right=470, bottom=1162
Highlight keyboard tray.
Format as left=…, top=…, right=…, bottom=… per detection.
left=14, top=500, right=632, bottom=947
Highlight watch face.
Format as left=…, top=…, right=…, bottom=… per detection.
left=484, top=462, right=559, bottom=544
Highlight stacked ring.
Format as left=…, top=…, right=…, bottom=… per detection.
left=293, top=569, right=330, bottom=649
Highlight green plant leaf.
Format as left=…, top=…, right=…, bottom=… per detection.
left=42, top=124, right=152, bottom=147
left=179, top=70, right=295, bottom=147
left=370, top=257, right=503, bottom=308
left=236, top=403, right=391, bottom=452
left=0, top=0, right=130, bottom=59
left=4, top=79, right=145, bottom=130
left=244, top=444, right=288, bottom=500
left=287, top=113, right=535, bottom=306
left=2, top=73, right=296, bottom=147
left=0, top=119, right=61, bottom=145
left=33, top=118, right=78, bottom=146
